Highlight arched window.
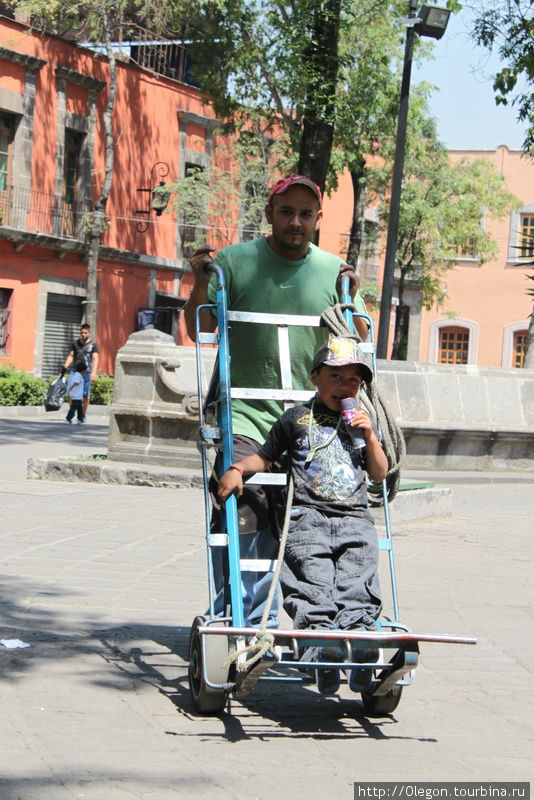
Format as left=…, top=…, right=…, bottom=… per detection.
left=428, top=319, right=479, bottom=365
left=502, top=321, right=530, bottom=368
left=438, top=326, right=469, bottom=364
left=513, top=330, right=527, bottom=368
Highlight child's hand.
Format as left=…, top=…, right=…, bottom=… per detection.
left=348, top=409, right=376, bottom=442
left=218, top=468, right=243, bottom=501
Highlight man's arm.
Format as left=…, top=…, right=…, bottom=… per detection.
left=184, top=245, right=218, bottom=340
left=91, top=352, right=99, bottom=377
left=64, top=348, right=74, bottom=370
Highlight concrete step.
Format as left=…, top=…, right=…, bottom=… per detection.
left=27, top=456, right=453, bottom=523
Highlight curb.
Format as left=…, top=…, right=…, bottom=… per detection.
left=0, top=405, right=110, bottom=420
left=26, top=456, right=453, bottom=522
left=27, top=457, right=203, bottom=489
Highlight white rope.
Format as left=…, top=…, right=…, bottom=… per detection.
left=320, top=302, right=406, bottom=505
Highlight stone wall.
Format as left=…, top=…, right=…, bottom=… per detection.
left=108, top=333, right=534, bottom=471
left=376, top=361, right=534, bottom=471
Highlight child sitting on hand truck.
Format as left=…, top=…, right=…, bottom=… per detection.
left=218, top=336, right=387, bottom=695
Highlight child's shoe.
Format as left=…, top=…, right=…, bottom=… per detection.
left=298, top=645, right=318, bottom=680
left=348, top=647, right=380, bottom=692
left=317, top=647, right=344, bottom=695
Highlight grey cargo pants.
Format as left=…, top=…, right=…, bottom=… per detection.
left=281, top=505, right=382, bottom=630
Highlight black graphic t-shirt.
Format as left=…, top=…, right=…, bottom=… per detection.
left=257, top=398, right=374, bottom=518
left=70, top=338, right=99, bottom=371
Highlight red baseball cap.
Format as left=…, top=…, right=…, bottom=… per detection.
left=267, top=174, right=322, bottom=208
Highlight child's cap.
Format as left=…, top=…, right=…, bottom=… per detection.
left=267, top=174, right=322, bottom=208
left=312, top=337, right=373, bottom=383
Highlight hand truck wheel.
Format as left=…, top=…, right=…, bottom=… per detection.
left=188, top=615, right=230, bottom=715
left=361, top=684, right=403, bottom=716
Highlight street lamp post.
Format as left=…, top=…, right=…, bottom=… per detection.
left=376, top=3, right=451, bottom=359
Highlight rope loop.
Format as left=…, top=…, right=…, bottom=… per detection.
left=319, top=303, right=405, bottom=505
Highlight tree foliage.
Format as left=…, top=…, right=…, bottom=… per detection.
left=169, top=125, right=278, bottom=250
left=469, top=0, right=534, bottom=154
left=368, top=100, right=521, bottom=357
left=180, top=0, right=412, bottom=194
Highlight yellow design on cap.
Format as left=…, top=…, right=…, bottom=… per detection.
left=329, top=338, right=356, bottom=361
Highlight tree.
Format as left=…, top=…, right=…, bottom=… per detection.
left=181, top=0, right=411, bottom=197
left=368, top=106, right=521, bottom=359
left=469, top=0, right=534, bottom=154
left=168, top=125, right=279, bottom=250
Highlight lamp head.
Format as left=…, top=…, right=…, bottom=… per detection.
left=151, top=182, right=171, bottom=216
left=414, top=4, right=451, bottom=39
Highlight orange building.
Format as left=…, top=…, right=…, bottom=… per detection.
left=323, top=146, right=533, bottom=369
left=1, top=14, right=532, bottom=377
left=0, top=14, right=228, bottom=377
left=419, top=147, right=532, bottom=369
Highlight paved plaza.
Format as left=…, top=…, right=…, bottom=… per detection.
left=0, top=415, right=532, bottom=799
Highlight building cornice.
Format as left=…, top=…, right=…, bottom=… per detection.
left=0, top=227, right=185, bottom=273
left=55, top=65, right=106, bottom=91
left=0, top=45, right=46, bottom=71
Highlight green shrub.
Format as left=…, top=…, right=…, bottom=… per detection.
left=0, top=365, right=46, bottom=406
left=90, top=374, right=114, bottom=405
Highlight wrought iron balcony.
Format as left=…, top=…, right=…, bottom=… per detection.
left=0, top=185, right=91, bottom=240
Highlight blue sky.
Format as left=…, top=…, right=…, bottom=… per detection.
left=411, top=5, right=527, bottom=151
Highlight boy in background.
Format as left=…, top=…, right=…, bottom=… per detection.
left=65, top=361, right=87, bottom=424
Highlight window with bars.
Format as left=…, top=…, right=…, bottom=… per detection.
left=179, top=162, right=205, bottom=257
left=0, top=113, right=14, bottom=225
left=438, top=326, right=470, bottom=365
left=0, top=288, right=13, bottom=356
left=62, top=129, right=83, bottom=237
left=456, top=238, right=477, bottom=259
left=513, top=330, right=527, bottom=368
left=519, top=214, right=534, bottom=258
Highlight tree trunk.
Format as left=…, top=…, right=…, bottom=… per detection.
left=345, top=160, right=367, bottom=267
left=523, top=305, right=534, bottom=369
left=390, top=267, right=407, bottom=360
left=296, top=0, right=342, bottom=193
left=84, top=12, right=117, bottom=332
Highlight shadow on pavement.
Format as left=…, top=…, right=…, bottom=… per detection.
left=1, top=576, right=436, bottom=744
left=0, top=419, right=108, bottom=448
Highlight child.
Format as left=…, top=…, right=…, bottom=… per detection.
left=218, top=336, right=388, bottom=695
left=65, top=360, right=87, bottom=424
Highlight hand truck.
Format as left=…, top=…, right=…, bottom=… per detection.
left=188, top=264, right=476, bottom=716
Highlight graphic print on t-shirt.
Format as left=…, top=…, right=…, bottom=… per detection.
left=293, top=409, right=365, bottom=503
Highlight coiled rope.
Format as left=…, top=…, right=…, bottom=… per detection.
left=320, top=302, right=406, bottom=506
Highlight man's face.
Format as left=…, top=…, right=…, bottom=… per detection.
left=79, top=328, right=91, bottom=343
left=265, top=185, right=322, bottom=260
left=311, top=363, right=363, bottom=413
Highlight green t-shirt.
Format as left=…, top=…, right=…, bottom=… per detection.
left=207, top=236, right=367, bottom=444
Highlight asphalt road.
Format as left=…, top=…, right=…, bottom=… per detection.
left=0, top=415, right=532, bottom=798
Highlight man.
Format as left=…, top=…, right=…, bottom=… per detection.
left=184, top=174, right=368, bottom=627
left=64, top=323, right=99, bottom=419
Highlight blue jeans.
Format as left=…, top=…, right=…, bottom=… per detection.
left=82, top=371, right=91, bottom=398
left=210, top=528, right=280, bottom=628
